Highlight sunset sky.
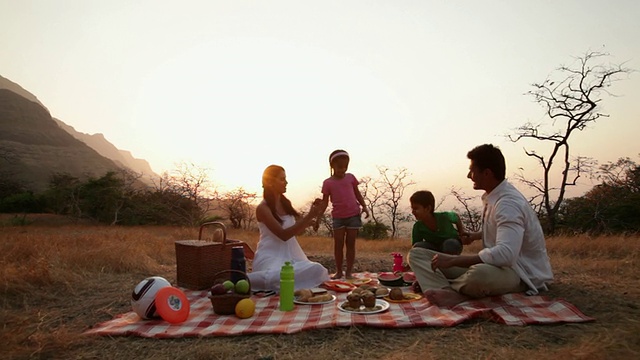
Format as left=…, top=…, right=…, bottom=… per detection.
left=2, top=1, right=639, bottom=210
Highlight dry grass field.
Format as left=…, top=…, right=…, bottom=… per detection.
left=1, top=214, right=639, bottom=360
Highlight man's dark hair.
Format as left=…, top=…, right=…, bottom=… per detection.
left=409, top=190, right=435, bottom=213
left=467, top=144, right=506, bottom=181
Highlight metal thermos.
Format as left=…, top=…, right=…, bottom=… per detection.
left=230, top=246, right=246, bottom=283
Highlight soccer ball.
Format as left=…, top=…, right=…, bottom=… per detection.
left=131, top=276, right=171, bottom=319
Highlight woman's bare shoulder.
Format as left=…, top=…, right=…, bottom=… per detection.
left=256, top=200, right=270, bottom=221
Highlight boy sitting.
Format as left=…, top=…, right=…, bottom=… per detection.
left=409, top=190, right=467, bottom=255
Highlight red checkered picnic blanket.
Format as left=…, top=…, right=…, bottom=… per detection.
left=84, top=274, right=593, bottom=338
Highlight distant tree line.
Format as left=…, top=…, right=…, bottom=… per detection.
left=557, top=157, right=640, bottom=234
left=0, top=161, right=251, bottom=227
left=0, top=158, right=418, bottom=236
left=1, top=156, right=639, bottom=236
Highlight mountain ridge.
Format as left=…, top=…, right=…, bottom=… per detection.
left=0, top=75, right=159, bottom=191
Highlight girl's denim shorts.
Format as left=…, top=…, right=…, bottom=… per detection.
left=332, top=215, right=362, bottom=229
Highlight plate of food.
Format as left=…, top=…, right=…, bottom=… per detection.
left=338, top=299, right=390, bottom=314
left=346, top=278, right=372, bottom=286
left=322, top=280, right=356, bottom=292
left=383, top=288, right=423, bottom=303
left=294, top=294, right=336, bottom=305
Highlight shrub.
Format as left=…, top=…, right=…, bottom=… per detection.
left=361, top=221, right=389, bottom=240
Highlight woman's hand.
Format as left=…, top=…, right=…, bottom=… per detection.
left=308, top=198, right=324, bottom=218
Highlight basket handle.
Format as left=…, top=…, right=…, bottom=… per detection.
left=199, top=221, right=228, bottom=244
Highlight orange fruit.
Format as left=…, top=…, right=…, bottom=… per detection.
left=235, top=298, right=255, bottom=319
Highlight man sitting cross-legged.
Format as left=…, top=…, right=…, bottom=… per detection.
left=408, top=144, right=554, bottom=307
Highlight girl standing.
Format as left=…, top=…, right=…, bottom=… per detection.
left=319, top=150, right=369, bottom=279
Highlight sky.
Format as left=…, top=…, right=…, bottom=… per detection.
left=2, top=0, right=639, bottom=210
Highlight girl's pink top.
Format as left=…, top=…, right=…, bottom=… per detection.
left=321, top=173, right=361, bottom=219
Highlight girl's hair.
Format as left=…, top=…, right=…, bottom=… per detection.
left=262, top=164, right=299, bottom=224
left=410, top=190, right=435, bottom=213
left=328, top=149, right=350, bottom=175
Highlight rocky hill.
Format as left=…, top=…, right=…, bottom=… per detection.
left=53, top=118, right=157, bottom=179
left=0, top=75, right=158, bottom=192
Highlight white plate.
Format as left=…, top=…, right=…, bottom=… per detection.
left=338, top=299, right=390, bottom=314
left=294, top=294, right=336, bottom=305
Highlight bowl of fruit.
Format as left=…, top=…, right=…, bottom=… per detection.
left=208, top=270, right=252, bottom=315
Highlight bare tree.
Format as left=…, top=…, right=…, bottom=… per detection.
left=110, top=168, right=144, bottom=225
left=151, top=162, right=216, bottom=225
left=376, top=166, right=416, bottom=238
left=216, top=187, right=258, bottom=229
left=508, top=50, right=633, bottom=234
left=449, top=187, right=482, bottom=232
left=359, top=175, right=386, bottom=224
left=597, top=155, right=640, bottom=189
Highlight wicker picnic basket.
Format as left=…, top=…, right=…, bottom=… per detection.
left=208, top=269, right=252, bottom=315
left=175, top=222, right=247, bottom=290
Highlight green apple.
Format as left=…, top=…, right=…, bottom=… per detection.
left=222, top=280, right=234, bottom=292
left=235, top=279, right=250, bottom=294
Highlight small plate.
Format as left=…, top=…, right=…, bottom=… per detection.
left=346, top=278, right=372, bottom=286
left=294, top=294, right=336, bottom=305
left=322, top=280, right=356, bottom=292
left=384, top=292, right=423, bottom=303
left=338, top=299, right=390, bottom=314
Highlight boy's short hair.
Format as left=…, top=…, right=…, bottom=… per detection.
left=410, top=190, right=435, bottom=211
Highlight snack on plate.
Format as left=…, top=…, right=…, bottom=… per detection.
left=307, top=293, right=333, bottom=303
left=362, top=291, right=376, bottom=308
left=346, top=293, right=362, bottom=309
left=375, top=287, right=389, bottom=297
left=310, top=287, right=328, bottom=295
left=351, top=284, right=389, bottom=298
left=389, top=287, right=404, bottom=301
left=294, top=289, right=313, bottom=302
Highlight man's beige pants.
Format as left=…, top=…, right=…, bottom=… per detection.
left=407, top=247, right=527, bottom=298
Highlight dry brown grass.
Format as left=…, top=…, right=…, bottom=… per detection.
left=1, top=214, right=639, bottom=360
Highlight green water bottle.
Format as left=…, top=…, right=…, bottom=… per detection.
left=279, top=261, right=295, bottom=311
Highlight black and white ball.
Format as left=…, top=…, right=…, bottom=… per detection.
left=131, top=276, right=171, bottom=319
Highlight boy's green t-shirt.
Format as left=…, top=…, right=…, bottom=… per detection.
left=411, top=211, right=460, bottom=247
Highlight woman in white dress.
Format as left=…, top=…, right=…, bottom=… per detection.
left=248, top=165, right=330, bottom=292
